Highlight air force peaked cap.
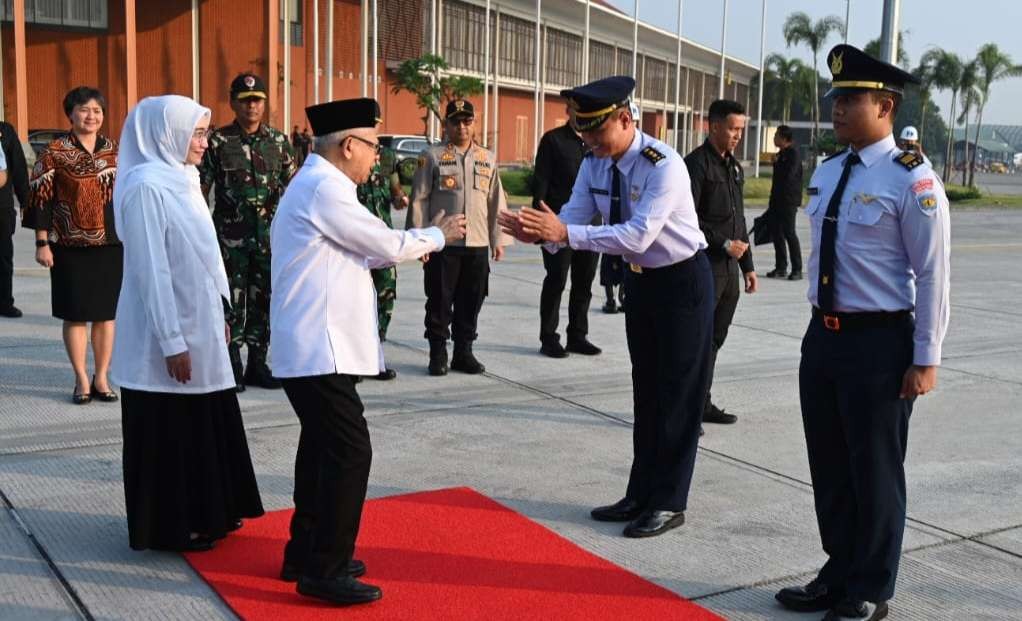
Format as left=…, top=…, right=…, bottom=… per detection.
left=560, top=75, right=636, bottom=132
left=825, top=44, right=919, bottom=98
left=304, top=98, right=382, bottom=137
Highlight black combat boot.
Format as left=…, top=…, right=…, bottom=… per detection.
left=451, top=342, right=485, bottom=374
left=244, top=350, right=282, bottom=389
left=428, top=340, right=448, bottom=376
left=228, top=344, right=245, bottom=393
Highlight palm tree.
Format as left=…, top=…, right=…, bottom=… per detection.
left=913, top=52, right=941, bottom=153
left=864, top=34, right=909, bottom=68
left=764, top=54, right=808, bottom=122
left=782, top=12, right=845, bottom=151
left=967, top=44, right=1022, bottom=186
left=923, top=49, right=963, bottom=180
left=957, top=59, right=981, bottom=186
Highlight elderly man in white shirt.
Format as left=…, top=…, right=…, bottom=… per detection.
left=270, top=98, right=465, bottom=607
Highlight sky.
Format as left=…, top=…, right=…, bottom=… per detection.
left=604, top=0, right=1022, bottom=126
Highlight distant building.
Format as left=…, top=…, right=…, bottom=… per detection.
left=952, top=125, right=1019, bottom=169
left=0, top=0, right=758, bottom=165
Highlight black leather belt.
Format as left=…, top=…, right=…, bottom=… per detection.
left=812, top=307, right=911, bottom=331
left=627, top=250, right=701, bottom=275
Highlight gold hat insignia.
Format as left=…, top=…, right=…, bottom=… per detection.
left=830, top=51, right=844, bottom=76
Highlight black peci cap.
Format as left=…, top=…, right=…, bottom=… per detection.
left=445, top=99, right=475, bottom=120
left=824, top=44, right=919, bottom=98
left=230, top=73, right=267, bottom=100
left=560, top=76, right=636, bottom=132
left=304, top=98, right=382, bottom=137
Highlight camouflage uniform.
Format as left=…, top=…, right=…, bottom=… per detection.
left=357, top=146, right=399, bottom=340
left=198, top=121, right=297, bottom=363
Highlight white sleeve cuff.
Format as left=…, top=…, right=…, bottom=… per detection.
left=423, top=226, right=446, bottom=251
left=913, top=343, right=941, bottom=367
left=159, top=335, right=188, bottom=358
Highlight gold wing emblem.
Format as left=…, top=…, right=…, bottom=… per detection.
left=830, top=51, right=844, bottom=76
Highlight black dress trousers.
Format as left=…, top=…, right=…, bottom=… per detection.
left=770, top=205, right=803, bottom=273
left=539, top=246, right=598, bottom=344
left=282, top=374, right=372, bottom=580
left=623, top=251, right=714, bottom=511
left=704, top=254, right=740, bottom=412
left=0, top=205, right=14, bottom=310
left=799, top=312, right=914, bottom=602
left=423, top=245, right=489, bottom=344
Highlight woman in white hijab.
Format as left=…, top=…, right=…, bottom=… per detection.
left=111, top=95, right=263, bottom=552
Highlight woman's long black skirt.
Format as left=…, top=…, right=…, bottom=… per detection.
left=121, top=387, right=264, bottom=551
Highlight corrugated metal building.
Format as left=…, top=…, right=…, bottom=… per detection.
left=1, top=0, right=758, bottom=163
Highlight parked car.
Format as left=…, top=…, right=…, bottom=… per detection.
left=378, top=134, right=434, bottom=184
left=989, top=161, right=1009, bottom=174
left=28, top=128, right=66, bottom=157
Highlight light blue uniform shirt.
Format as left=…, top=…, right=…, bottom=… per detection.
left=806, top=134, right=950, bottom=366
left=549, top=129, right=707, bottom=267
left=0, top=144, right=6, bottom=171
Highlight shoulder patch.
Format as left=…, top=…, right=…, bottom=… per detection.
left=916, top=192, right=939, bottom=215
left=641, top=146, right=667, bottom=167
left=823, top=148, right=848, bottom=163
left=895, top=151, right=925, bottom=171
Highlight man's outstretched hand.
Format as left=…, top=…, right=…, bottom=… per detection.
left=518, top=201, right=568, bottom=244
left=498, top=209, right=539, bottom=244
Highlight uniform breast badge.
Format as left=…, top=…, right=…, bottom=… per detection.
left=441, top=175, right=459, bottom=190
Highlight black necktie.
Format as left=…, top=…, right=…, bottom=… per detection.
left=610, top=164, right=622, bottom=224
left=817, top=152, right=861, bottom=312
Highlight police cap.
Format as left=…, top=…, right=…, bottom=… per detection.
left=560, top=76, right=635, bottom=132
left=825, top=44, right=919, bottom=98
left=305, top=98, right=382, bottom=137
left=445, top=99, right=475, bottom=120
left=230, top=73, right=267, bottom=100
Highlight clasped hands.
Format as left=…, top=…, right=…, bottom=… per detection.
left=498, top=201, right=568, bottom=245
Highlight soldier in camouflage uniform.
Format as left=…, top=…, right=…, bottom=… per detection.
left=198, top=73, right=297, bottom=390
left=356, top=144, right=408, bottom=381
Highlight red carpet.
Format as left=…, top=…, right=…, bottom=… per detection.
left=184, top=487, right=722, bottom=620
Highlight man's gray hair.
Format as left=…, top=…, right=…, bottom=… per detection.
left=313, top=129, right=356, bottom=154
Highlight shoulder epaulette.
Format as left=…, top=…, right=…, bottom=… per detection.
left=822, top=149, right=847, bottom=163
left=641, top=145, right=667, bottom=167
left=894, top=151, right=925, bottom=171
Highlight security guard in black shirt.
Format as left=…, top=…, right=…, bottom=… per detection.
left=685, top=99, right=757, bottom=426
left=533, top=107, right=601, bottom=358
left=0, top=121, right=29, bottom=318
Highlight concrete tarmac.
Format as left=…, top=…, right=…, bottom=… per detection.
left=1, top=206, right=1020, bottom=620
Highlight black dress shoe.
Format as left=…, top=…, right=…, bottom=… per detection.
left=703, top=404, right=737, bottom=424
left=244, top=361, right=282, bottom=389
left=775, top=579, right=844, bottom=612
left=281, top=559, right=366, bottom=582
left=0, top=306, right=22, bottom=318
left=623, top=510, right=686, bottom=538
left=72, top=386, right=92, bottom=405
left=602, top=300, right=618, bottom=314
left=428, top=340, right=448, bottom=376
left=566, top=339, right=602, bottom=356
left=90, top=376, right=119, bottom=402
left=822, top=599, right=888, bottom=621
left=788, top=271, right=804, bottom=281
left=540, top=341, right=568, bottom=358
left=451, top=344, right=485, bottom=374
left=766, top=268, right=788, bottom=278
left=154, top=535, right=215, bottom=553
left=372, top=368, right=397, bottom=380
left=590, top=498, right=644, bottom=522
left=297, top=574, right=382, bottom=605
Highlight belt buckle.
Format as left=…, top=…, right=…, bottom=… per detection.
left=822, top=314, right=841, bottom=331
left=629, top=263, right=643, bottom=274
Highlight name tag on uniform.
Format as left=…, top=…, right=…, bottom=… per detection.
left=590, top=187, right=609, bottom=195
left=807, top=187, right=820, bottom=196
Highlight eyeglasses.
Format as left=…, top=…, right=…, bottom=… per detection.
left=192, top=128, right=212, bottom=140
left=346, top=135, right=382, bottom=154
left=448, top=117, right=475, bottom=127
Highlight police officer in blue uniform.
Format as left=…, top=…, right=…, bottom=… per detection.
left=774, top=46, right=950, bottom=621
left=499, top=76, right=713, bottom=538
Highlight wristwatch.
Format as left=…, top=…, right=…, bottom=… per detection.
left=722, top=239, right=732, bottom=252
left=35, top=239, right=49, bottom=248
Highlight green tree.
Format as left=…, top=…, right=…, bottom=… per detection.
left=782, top=11, right=845, bottom=151
left=922, top=49, right=964, bottom=180
left=864, top=33, right=910, bottom=68
left=764, top=54, right=808, bottom=122
left=957, top=59, right=981, bottom=186
left=967, top=44, right=1022, bottom=186
left=392, top=54, right=484, bottom=135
